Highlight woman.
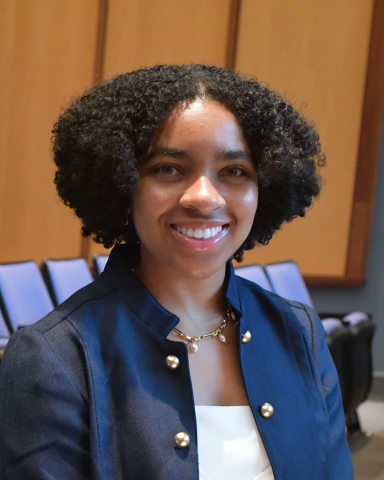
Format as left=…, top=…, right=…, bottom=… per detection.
left=0, top=65, right=352, bottom=479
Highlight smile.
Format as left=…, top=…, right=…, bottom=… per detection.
left=172, top=225, right=225, bottom=239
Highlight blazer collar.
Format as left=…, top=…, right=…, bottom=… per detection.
left=102, top=244, right=243, bottom=337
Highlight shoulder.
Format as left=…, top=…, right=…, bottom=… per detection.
left=235, top=274, right=315, bottom=317
left=1, top=275, right=121, bottom=393
left=29, top=274, right=116, bottom=335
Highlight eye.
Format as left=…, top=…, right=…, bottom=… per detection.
left=221, top=166, right=247, bottom=177
left=152, top=163, right=179, bottom=176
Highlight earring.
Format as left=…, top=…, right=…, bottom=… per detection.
left=124, top=212, right=130, bottom=226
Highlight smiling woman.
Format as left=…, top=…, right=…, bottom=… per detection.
left=0, top=65, right=352, bottom=480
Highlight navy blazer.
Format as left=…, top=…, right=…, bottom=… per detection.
left=0, top=245, right=353, bottom=479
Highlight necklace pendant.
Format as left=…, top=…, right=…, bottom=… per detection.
left=190, top=342, right=199, bottom=353
left=218, top=333, right=226, bottom=343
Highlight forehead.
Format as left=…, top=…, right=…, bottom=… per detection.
left=152, top=99, right=249, bottom=151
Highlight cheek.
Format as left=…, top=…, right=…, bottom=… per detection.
left=238, top=186, right=259, bottom=223
left=130, top=185, right=177, bottom=233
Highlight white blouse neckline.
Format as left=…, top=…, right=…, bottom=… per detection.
left=195, top=406, right=275, bottom=480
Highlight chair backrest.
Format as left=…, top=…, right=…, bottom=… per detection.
left=42, top=258, right=93, bottom=306
left=235, top=265, right=273, bottom=292
left=0, top=307, right=10, bottom=338
left=343, top=320, right=376, bottom=419
left=92, top=254, right=109, bottom=276
left=324, top=322, right=354, bottom=409
left=0, top=308, right=10, bottom=352
left=322, top=317, right=344, bottom=335
left=342, top=311, right=370, bottom=325
left=0, top=261, right=54, bottom=332
left=264, top=261, right=314, bottom=308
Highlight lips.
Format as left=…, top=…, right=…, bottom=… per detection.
left=170, top=223, right=230, bottom=252
left=174, top=225, right=223, bottom=239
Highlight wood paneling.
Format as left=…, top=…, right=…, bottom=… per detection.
left=235, top=0, right=375, bottom=279
left=226, top=0, right=241, bottom=69
left=103, top=0, right=231, bottom=76
left=0, top=1, right=99, bottom=263
left=344, top=0, right=384, bottom=284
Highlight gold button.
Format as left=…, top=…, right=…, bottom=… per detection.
left=261, top=403, right=274, bottom=418
left=174, top=432, right=190, bottom=448
left=165, top=355, right=180, bottom=370
left=241, top=331, right=252, bottom=343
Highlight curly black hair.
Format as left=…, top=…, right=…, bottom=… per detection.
left=52, top=64, right=324, bottom=262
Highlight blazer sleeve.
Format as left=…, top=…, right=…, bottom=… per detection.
left=0, top=327, right=90, bottom=480
left=299, top=303, right=353, bottom=480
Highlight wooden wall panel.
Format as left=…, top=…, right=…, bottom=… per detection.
left=0, top=1, right=99, bottom=263
left=235, top=0, right=374, bottom=278
left=90, top=0, right=232, bottom=257
left=104, top=0, right=231, bottom=75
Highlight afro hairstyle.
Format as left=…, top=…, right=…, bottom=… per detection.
left=52, top=64, right=325, bottom=263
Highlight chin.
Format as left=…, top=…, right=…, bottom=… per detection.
left=174, top=258, right=227, bottom=280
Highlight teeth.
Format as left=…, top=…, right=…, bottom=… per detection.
left=175, top=225, right=224, bottom=239
left=203, top=229, right=211, bottom=239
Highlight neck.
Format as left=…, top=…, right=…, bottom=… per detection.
left=134, top=256, right=228, bottom=333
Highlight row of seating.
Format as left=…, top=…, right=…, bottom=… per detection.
left=0, top=255, right=109, bottom=343
left=234, top=261, right=376, bottom=434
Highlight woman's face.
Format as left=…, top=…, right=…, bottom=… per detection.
left=131, top=99, right=258, bottom=279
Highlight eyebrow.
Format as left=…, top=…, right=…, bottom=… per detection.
left=146, top=147, right=251, bottom=162
left=218, top=150, right=251, bottom=161
left=146, top=147, right=189, bottom=160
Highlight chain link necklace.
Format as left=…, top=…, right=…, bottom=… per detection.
left=172, top=306, right=236, bottom=353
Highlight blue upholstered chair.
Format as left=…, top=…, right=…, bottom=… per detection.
left=263, top=261, right=314, bottom=307
left=92, top=254, right=109, bottom=277
left=342, top=315, right=376, bottom=434
left=42, top=258, right=93, bottom=306
left=0, top=261, right=54, bottom=332
left=322, top=318, right=354, bottom=414
left=0, top=308, right=10, bottom=355
left=234, top=264, right=273, bottom=292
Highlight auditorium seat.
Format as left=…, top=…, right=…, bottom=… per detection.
left=0, top=308, right=10, bottom=357
left=0, top=261, right=54, bottom=332
left=342, top=316, right=376, bottom=434
left=322, top=318, right=354, bottom=413
left=234, top=264, right=274, bottom=291
left=42, top=258, right=93, bottom=306
left=263, top=261, right=314, bottom=307
left=92, top=254, right=109, bottom=277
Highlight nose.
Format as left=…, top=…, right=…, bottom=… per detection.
left=179, top=175, right=226, bottom=214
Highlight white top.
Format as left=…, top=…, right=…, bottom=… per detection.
left=195, top=406, right=275, bottom=480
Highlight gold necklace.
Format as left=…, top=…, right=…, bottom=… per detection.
left=172, top=307, right=232, bottom=353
